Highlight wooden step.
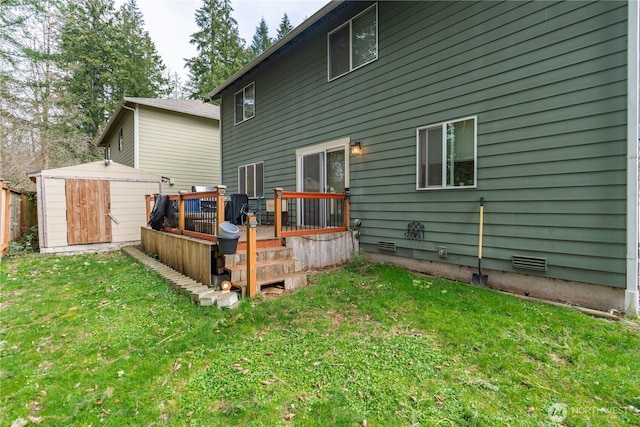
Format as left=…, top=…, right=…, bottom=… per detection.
left=225, top=258, right=301, bottom=282
left=224, top=246, right=294, bottom=266
left=237, top=238, right=282, bottom=251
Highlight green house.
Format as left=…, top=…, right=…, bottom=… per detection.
left=206, top=1, right=639, bottom=315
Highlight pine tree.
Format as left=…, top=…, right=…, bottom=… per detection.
left=185, top=0, right=248, bottom=99
left=1, top=0, right=90, bottom=188
left=276, top=13, right=294, bottom=40
left=2, top=0, right=167, bottom=188
left=166, top=70, right=188, bottom=99
left=249, top=17, right=272, bottom=59
left=58, top=0, right=118, bottom=137
left=112, top=0, right=167, bottom=101
left=58, top=0, right=167, bottom=138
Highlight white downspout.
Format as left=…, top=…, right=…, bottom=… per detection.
left=122, top=104, right=139, bottom=169
left=625, top=0, right=639, bottom=317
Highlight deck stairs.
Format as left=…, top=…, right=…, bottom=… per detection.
left=223, top=246, right=307, bottom=297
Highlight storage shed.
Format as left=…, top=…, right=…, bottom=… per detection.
left=28, top=161, right=163, bottom=254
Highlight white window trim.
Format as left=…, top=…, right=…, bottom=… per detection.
left=295, top=137, right=351, bottom=191
left=238, top=161, right=264, bottom=197
left=327, top=3, right=378, bottom=82
left=416, top=116, right=478, bottom=190
left=234, top=82, right=255, bottom=125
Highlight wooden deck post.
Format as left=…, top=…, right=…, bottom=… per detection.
left=274, top=188, right=283, bottom=240
left=145, top=195, right=153, bottom=225
left=246, top=216, right=257, bottom=298
left=178, top=192, right=186, bottom=234
left=216, top=185, right=226, bottom=236
left=344, top=187, right=351, bottom=230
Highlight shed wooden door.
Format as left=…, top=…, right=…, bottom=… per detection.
left=66, top=179, right=112, bottom=245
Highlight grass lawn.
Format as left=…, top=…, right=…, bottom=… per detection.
left=1, top=251, right=639, bottom=426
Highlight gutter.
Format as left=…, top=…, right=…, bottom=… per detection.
left=204, top=0, right=344, bottom=102
left=121, top=104, right=139, bottom=169
left=625, top=0, right=639, bottom=317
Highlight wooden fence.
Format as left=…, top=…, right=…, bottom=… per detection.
left=1, top=183, right=37, bottom=255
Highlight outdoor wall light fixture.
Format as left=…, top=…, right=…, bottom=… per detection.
left=350, top=141, right=362, bottom=156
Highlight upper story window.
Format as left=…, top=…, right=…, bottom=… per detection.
left=417, top=117, right=477, bottom=189
left=235, top=82, right=255, bottom=124
left=118, top=128, right=123, bottom=150
left=328, top=3, right=378, bottom=81
left=239, top=161, right=264, bottom=197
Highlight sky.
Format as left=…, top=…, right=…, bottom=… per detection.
left=115, top=0, right=329, bottom=79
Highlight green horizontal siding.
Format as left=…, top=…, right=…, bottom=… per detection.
left=220, top=0, right=629, bottom=288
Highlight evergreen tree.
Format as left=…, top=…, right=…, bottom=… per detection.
left=276, top=13, right=293, bottom=40
left=112, top=0, right=167, bottom=100
left=1, top=0, right=90, bottom=188
left=165, top=70, right=188, bottom=99
left=249, top=17, right=272, bottom=59
left=1, top=0, right=167, bottom=188
left=58, top=0, right=166, bottom=138
left=185, top=0, right=248, bottom=99
left=58, top=0, right=117, bottom=137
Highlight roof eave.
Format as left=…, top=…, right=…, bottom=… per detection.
left=204, top=0, right=343, bottom=102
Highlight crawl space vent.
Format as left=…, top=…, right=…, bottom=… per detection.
left=512, top=255, right=547, bottom=272
left=378, top=241, right=396, bottom=252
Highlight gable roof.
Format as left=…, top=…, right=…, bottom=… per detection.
left=97, top=98, right=220, bottom=147
left=204, top=0, right=343, bottom=102
left=123, top=97, right=220, bottom=120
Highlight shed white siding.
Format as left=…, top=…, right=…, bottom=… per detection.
left=29, top=161, right=162, bottom=253
left=109, top=180, right=159, bottom=242
left=42, top=178, right=67, bottom=248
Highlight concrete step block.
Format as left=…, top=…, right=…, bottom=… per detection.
left=217, top=291, right=239, bottom=308
left=197, top=290, right=221, bottom=306
left=284, top=273, right=308, bottom=291
left=183, top=285, right=210, bottom=297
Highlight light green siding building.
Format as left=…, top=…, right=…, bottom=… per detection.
left=97, top=98, right=221, bottom=193
left=207, top=1, right=639, bottom=315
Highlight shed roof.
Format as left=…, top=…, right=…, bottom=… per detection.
left=27, top=161, right=163, bottom=183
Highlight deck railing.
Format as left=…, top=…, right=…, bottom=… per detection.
left=144, top=186, right=350, bottom=242
left=145, top=185, right=226, bottom=242
left=273, top=188, right=350, bottom=239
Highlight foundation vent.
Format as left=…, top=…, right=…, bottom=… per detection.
left=378, top=241, right=396, bottom=252
left=512, top=255, right=547, bottom=272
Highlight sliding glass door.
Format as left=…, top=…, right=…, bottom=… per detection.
left=299, top=147, right=345, bottom=227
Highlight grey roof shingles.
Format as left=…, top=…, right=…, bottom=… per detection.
left=97, top=97, right=220, bottom=147
left=124, top=97, right=220, bottom=120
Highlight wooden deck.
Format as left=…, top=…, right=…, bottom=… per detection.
left=236, top=224, right=281, bottom=250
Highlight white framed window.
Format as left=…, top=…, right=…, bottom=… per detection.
left=417, top=116, right=477, bottom=189
left=118, top=128, right=123, bottom=151
left=238, top=161, right=264, bottom=197
left=235, top=82, right=255, bottom=124
left=328, top=3, right=378, bottom=81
